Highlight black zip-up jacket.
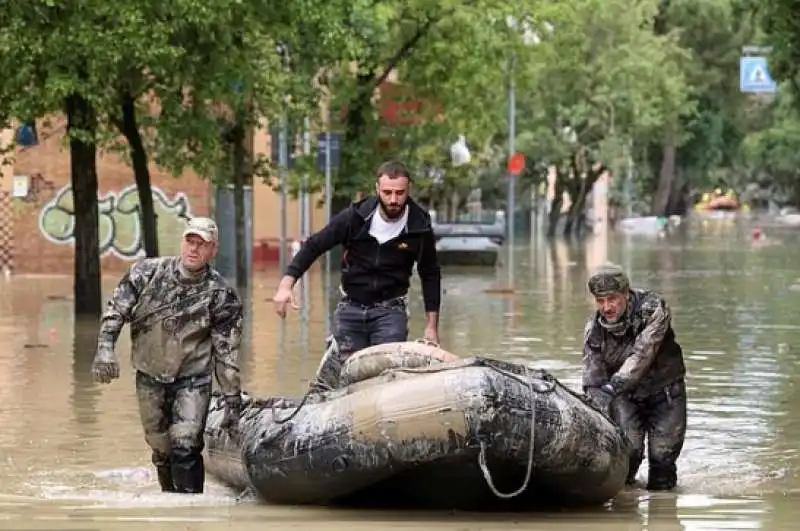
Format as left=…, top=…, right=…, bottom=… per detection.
left=285, top=196, right=441, bottom=312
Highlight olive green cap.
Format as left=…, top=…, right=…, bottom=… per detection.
left=587, top=263, right=630, bottom=296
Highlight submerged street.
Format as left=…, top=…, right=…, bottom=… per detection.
left=1, top=218, right=799, bottom=530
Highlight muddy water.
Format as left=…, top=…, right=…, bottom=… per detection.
left=1, top=221, right=800, bottom=529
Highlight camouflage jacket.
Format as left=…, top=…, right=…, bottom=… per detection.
left=96, top=256, right=242, bottom=396
left=581, top=289, right=686, bottom=400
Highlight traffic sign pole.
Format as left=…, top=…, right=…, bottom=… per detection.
left=317, top=126, right=341, bottom=338
left=507, top=54, right=516, bottom=289
left=324, top=131, right=332, bottom=338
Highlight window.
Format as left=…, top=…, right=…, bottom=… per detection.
left=16, top=120, right=38, bottom=147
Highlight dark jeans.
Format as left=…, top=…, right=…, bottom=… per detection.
left=611, top=379, right=687, bottom=490
left=314, top=297, right=409, bottom=390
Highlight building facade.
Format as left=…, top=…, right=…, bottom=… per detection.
left=0, top=78, right=453, bottom=276
left=0, top=118, right=326, bottom=275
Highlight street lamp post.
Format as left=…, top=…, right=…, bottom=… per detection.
left=300, top=116, right=311, bottom=328
left=507, top=52, right=517, bottom=286
left=276, top=41, right=291, bottom=276
left=323, top=108, right=333, bottom=338
left=505, top=16, right=542, bottom=287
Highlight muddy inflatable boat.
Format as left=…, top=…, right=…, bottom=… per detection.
left=204, top=342, right=630, bottom=510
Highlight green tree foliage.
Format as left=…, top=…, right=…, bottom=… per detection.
left=760, top=0, right=800, bottom=96
left=314, top=0, right=537, bottom=208
left=1, top=0, right=128, bottom=316
left=740, top=93, right=800, bottom=206
left=509, top=0, right=691, bottom=234
left=640, top=0, right=760, bottom=216
left=0, top=0, right=355, bottom=312
left=754, top=0, right=800, bottom=207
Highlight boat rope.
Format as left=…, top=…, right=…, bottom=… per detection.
left=393, top=359, right=557, bottom=393
left=272, top=335, right=340, bottom=424
left=271, top=390, right=312, bottom=424
left=477, top=365, right=537, bottom=500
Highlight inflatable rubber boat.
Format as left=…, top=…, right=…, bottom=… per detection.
left=203, top=341, right=630, bottom=510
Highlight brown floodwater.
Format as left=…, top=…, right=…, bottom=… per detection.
left=1, top=217, right=799, bottom=530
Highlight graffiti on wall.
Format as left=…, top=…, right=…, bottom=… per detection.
left=39, top=185, right=194, bottom=259
left=17, top=173, right=57, bottom=204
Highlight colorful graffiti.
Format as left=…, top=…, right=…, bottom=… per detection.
left=39, top=185, right=194, bottom=259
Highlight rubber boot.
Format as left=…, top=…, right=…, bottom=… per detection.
left=171, top=447, right=205, bottom=494
left=647, top=462, right=677, bottom=491
left=156, top=465, right=176, bottom=493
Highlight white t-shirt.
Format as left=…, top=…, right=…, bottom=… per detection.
left=369, top=206, right=408, bottom=244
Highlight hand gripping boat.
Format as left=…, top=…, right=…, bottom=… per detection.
left=203, top=341, right=630, bottom=510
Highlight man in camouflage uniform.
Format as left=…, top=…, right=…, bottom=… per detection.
left=90, top=217, right=244, bottom=494
left=581, top=264, right=687, bottom=491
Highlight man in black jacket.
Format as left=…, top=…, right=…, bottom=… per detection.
left=272, top=160, right=441, bottom=390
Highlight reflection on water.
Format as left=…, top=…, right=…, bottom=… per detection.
left=1, top=223, right=800, bottom=529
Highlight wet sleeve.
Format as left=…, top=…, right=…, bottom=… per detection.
left=416, top=229, right=441, bottom=312
left=612, top=295, right=671, bottom=391
left=96, top=260, right=152, bottom=355
left=211, top=287, right=244, bottom=397
left=285, top=208, right=351, bottom=279
left=581, top=317, right=607, bottom=391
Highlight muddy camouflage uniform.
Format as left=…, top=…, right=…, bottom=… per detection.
left=94, top=256, right=243, bottom=493
left=581, top=265, right=687, bottom=491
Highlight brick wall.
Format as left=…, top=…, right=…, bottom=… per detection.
left=10, top=116, right=213, bottom=275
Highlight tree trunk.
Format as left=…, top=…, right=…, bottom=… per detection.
left=326, top=75, right=375, bottom=270
left=334, top=73, right=374, bottom=215
left=791, top=180, right=800, bottom=208
left=66, top=93, right=102, bottom=318
left=566, top=187, right=594, bottom=238
left=448, top=190, right=461, bottom=221
left=563, top=166, right=604, bottom=237
left=665, top=168, right=691, bottom=216
left=547, top=169, right=567, bottom=238
left=231, top=111, right=248, bottom=289
left=652, top=138, right=677, bottom=217
left=563, top=196, right=583, bottom=237
left=119, top=94, right=158, bottom=257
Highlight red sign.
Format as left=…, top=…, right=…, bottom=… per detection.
left=508, top=153, right=526, bottom=176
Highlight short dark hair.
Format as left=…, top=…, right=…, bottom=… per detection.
left=375, top=160, right=411, bottom=182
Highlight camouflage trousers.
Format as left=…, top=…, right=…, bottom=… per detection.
left=314, top=296, right=409, bottom=391
left=611, top=379, right=687, bottom=490
left=135, top=371, right=212, bottom=493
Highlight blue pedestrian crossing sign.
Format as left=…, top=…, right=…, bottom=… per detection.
left=740, top=56, right=777, bottom=93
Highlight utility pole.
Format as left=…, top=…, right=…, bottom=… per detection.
left=276, top=42, right=291, bottom=276
left=323, top=111, right=333, bottom=338
left=300, top=117, right=311, bottom=326
left=507, top=52, right=517, bottom=287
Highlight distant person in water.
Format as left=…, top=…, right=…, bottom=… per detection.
left=90, top=217, right=243, bottom=494
left=581, top=264, right=687, bottom=491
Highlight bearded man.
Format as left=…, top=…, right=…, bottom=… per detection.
left=581, top=264, right=688, bottom=491
left=271, top=160, right=441, bottom=390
